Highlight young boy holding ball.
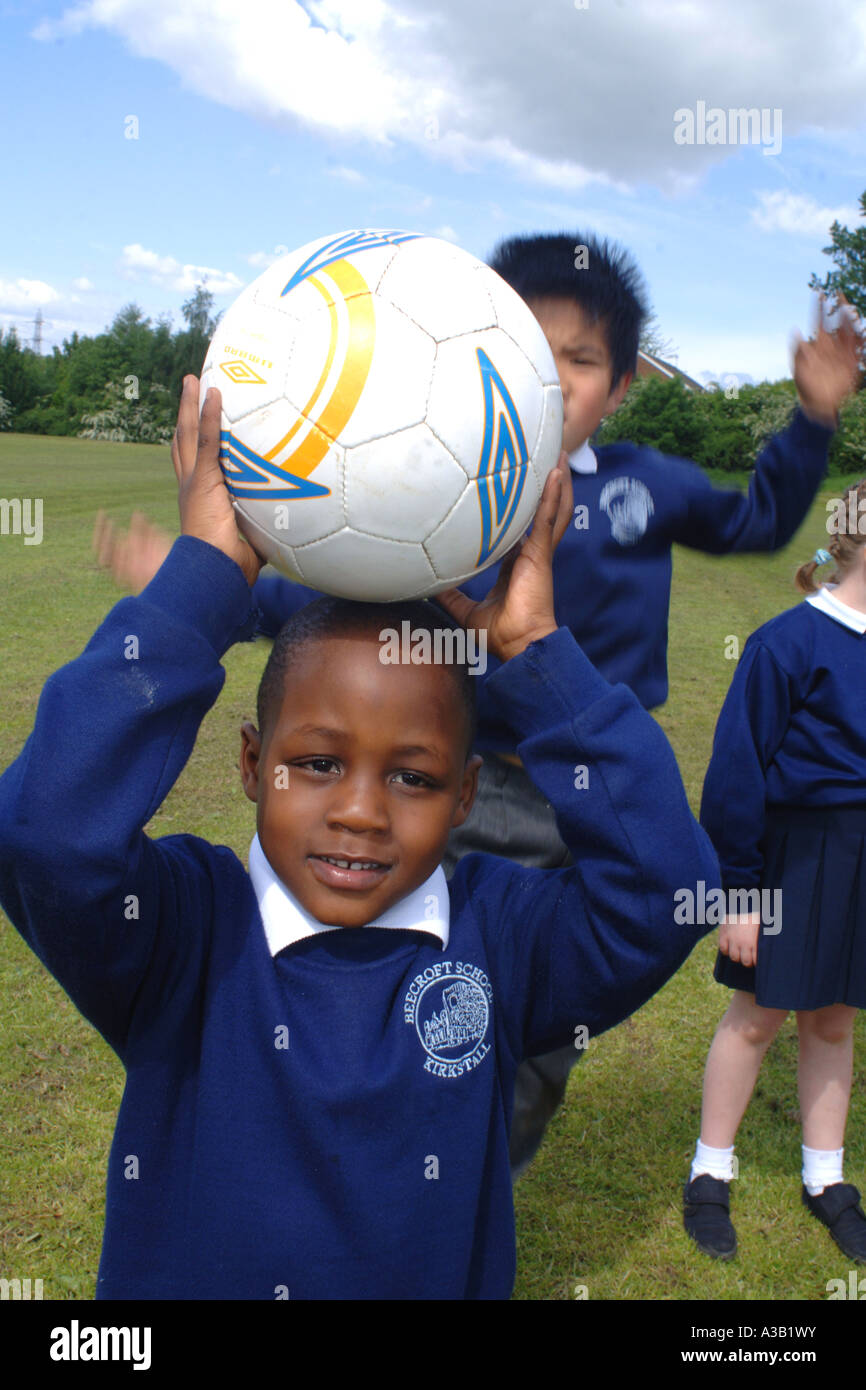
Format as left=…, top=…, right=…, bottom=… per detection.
left=0, top=378, right=718, bottom=1299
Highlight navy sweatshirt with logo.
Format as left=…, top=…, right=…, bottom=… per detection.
left=0, top=537, right=718, bottom=1299
left=252, top=409, right=831, bottom=748
left=700, top=594, right=866, bottom=892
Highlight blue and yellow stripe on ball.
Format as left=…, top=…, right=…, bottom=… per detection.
left=220, top=230, right=422, bottom=503
left=474, top=347, right=530, bottom=565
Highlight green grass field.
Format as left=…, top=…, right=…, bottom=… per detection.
left=1, top=431, right=864, bottom=1302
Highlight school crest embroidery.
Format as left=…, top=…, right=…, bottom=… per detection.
left=599, top=476, right=655, bottom=546
left=404, top=961, right=493, bottom=1078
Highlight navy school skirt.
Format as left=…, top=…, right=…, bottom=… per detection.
left=714, top=806, right=866, bottom=1010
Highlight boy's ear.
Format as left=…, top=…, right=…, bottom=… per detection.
left=605, top=369, right=633, bottom=417
left=239, top=721, right=262, bottom=803
left=451, top=753, right=483, bottom=830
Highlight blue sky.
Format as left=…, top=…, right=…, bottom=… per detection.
left=2, top=0, right=865, bottom=384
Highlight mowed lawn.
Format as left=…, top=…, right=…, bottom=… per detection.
left=1, top=431, right=864, bottom=1302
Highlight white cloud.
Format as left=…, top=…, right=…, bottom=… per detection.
left=32, top=4, right=92, bottom=39
left=72, top=276, right=94, bottom=290
left=0, top=278, right=61, bottom=312
left=32, top=0, right=866, bottom=191
left=121, top=244, right=178, bottom=278
left=751, top=191, right=862, bottom=237
left=245, top=246, right=300, bottom=268
left=119, top=243, right=243, bottom=294
left=431, top=224, right=459, bottom=243
left=475, top=137, right=624, bottom=193
left=328, top=165, right=365, bottom=183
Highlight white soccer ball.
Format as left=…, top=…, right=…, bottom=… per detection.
left=200, top=229, right=563, bottom=602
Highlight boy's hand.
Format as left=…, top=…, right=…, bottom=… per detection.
left=92, top=510, right=172, bottom=594
left=435, top=454, right=573, bottom=662
left=173, top=375, right=264, bottom=587
left=718, top=913, right=760, bottom=968
left=793, top=293, right=863, bottom=429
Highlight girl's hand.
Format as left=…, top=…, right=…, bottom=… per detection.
left=435, top=454, right=573, bottom=663
left=718, top=913, right=761, bottom=968
left=173, top=376, right=264, bottom=587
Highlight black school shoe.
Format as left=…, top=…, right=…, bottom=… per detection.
left=683, top=1174, right=737, bottom=1259
left=802, top=1182, right=866, bottom=1262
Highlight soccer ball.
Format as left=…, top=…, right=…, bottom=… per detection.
left=200, top=229, right=563, bottom=602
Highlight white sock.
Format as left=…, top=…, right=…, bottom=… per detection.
left=690, top=1138, right=735, bottom=1183
left=802, top=1144, right=844, bottom=1196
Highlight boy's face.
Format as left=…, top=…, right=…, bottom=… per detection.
left=528, top=296, right=632, bottom=455
left=240, top=634, right=480, bottom=928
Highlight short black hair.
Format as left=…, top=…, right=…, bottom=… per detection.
left=488, top=231, right=649, bottom=388
left=256, top=596, right=478, bottom=760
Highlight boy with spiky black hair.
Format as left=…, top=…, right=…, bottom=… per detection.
left=92, top=234, right=861, bottom=1175
left=488, top=230, right=647, bottom=396
left=0, top=379, right=719, bottom=1300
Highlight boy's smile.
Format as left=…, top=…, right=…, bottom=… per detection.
left=240, top=634, right=480, bottom=928
left=528, top=297, right=632, bottom=455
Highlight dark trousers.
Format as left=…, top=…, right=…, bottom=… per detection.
left=442, top=755, right=582, bottom=1178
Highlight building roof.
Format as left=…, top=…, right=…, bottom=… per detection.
left=636, top=350, right=704, bottom=392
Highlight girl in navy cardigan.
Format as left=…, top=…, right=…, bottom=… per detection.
left=683, top=476, right=866, bottom=1264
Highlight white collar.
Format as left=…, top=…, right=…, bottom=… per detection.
left=806, top=584, right=866, bottom=635
left=569, top=440, right=598, bottom=474
left=248, top=834, right=450, bottom=955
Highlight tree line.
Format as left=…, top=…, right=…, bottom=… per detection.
left=0, top=285, right=219, bottom=444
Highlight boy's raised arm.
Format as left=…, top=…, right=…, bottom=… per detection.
left=666, top=296, right=862, bottom=555
left=0, top=383, right=262, bottom=1053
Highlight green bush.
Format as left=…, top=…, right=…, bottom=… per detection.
left=14, top=401, right=81, bottom=436
left=600, top=376, right=705, bottom=458
left=597, top=374, right=866, bottom=475
left=78, top=381, right=175, bottom=445
left=829, top=386, right=866, bottom=475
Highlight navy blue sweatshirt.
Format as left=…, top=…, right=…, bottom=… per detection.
left=253, top=409, right=831, bottom=748
left=700, top=589, right=866, bottom=891
left=0, top=538, right=718, bottom=1300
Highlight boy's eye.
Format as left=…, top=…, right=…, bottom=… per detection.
left=392, top=771, right=432, bottom=788
left=297, top=756, right=339, bottom=774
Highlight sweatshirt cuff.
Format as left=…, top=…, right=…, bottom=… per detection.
left=483, top=626, right=613, bottom=738
left=138, top=536, right=261, bottom=657
left=721, top=874, right=762, bottom=893
left=790, top=404, right=836, bottom=444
